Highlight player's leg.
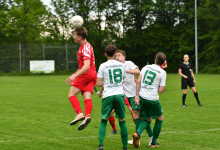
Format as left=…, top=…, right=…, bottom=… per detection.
left=108, top=109, right=117, bottom=134
left=125, top=97, right=135, bottom=123
left=97, top=96, right=114, bottom=150
left=190, top=83, right=202, bottom=106
left=68, top=86, right=85, bottom=125
left=94, top=86, right=99, bottom=94
left=115, top=95, right=128, bottom=150
left=151, top=115, right=164, bottom=147
left=182, top=78, right=188, bottom=107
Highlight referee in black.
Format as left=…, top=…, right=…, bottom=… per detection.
left=178, top=54, right=202, bottom=107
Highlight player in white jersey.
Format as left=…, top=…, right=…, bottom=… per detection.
left=96, top=44, right=128, bottom=150
left=132, top=52, right=166, bottom=148
left=115, top=50, right=153, bottom=146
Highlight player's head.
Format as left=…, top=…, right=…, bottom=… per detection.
left=183, top=54, right=189, bottom=62
left=105, top=44, right=117, bottom=57
left=115, top=50, right=126, bottom=63
left=155, top=52, right=166, bottom=66
left=73, top=27, right=87, bottom=43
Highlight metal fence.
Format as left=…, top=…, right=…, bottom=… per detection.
left=0, top=44, right=79, bottom=73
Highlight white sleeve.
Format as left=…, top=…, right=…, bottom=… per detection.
left=97, top=64, right=104, bottom=78
left=129, top=61, right=138, bottom=70
left=160, top=71, right=167, bottom=86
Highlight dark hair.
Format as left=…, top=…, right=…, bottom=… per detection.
left=115, top=50, right=126, bottom=57
left=105, top=44, right=117, bottom=57
left=75, top=27, right=87, bottom=39
left=156, top=52, right=166, bottom=66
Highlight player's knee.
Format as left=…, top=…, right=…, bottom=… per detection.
left=157, top=115, right=164, bottom=121
left=147, top=117, right=152, bottom=122
left=118, top=118, right=125, bottom=122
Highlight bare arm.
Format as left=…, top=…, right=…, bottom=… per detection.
left=178, top=69, right=188, bottom=79
left=65, top=60, right=90, bottom=84
left=158, top=86, right=165, bottom=94
left=134, top=74, right=142, bottom=105
left=98, top=87, right=104, bottom=97
left=126, top=67, right=140, bottom=75
left=162, top=64, right=167, bottom=68
left=96, top=77, right=103, bottom=87
left=191, top=69, right=196, bottom=84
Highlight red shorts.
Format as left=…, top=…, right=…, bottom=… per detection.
left=71, top=72, right=97, bottom=95
left=125, top=97, right=131, bottom=107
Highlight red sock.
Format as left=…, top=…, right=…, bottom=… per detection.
left=69, top=96, right=82, bottom=115
left=132, top=116, right=135, bottom=124
left=84, top=99, right=93, bottom=117
left=108, top=116, right=117, bottom=130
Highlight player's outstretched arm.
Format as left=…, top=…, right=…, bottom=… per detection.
left=126, top=67, right=140, bottom=75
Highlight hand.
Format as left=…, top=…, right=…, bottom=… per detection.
left=134, top=96, right=140, bottom=105
left=194, top=80, right=196, bottom=84
left=65, top=75, right=76, bottom=84
left=98, top=92, right=102, bottom=97
left=183, top=75, right=188, bottom=79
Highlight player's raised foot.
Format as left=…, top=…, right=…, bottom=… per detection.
left=78, top=117, right=91, bottom=130
left=127, top=139, right=133, bottom=145
left=123, top=148, right=128, bottom=150
left=148, top=137, right=153, bottom=146
left=97, top=145, right=103, bottom=150
left=70, top=113, right=85, bottom=125
left=132, top=133, right=140, bottom=148
left=182, top=104, right=187, bottom=107
left=96, top=91, right=100, bottom=94
left=110, top=130, right=117, bottom=134
left=197, top=102, right=202, bottom=106
left=151, top=143, right=159, bottom=147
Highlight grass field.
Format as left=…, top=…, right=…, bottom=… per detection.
left=0, top=74, right=220, bottom=150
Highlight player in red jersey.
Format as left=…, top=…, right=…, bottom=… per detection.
left=161, top=60, right=167, bottom=70
left=65, top=27, right=97, bottom=130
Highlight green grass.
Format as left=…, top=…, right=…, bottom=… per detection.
left=0, top=74, right=220, bottom=150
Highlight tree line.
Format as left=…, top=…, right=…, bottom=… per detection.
left=1, top=0, right=220, bottom=73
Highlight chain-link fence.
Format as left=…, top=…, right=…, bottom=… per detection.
left=0, top=44, right=79, bottom=73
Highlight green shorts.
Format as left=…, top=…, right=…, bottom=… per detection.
left=101, top=94, right=125, bottom=120
left=139, top=96, right=163, bottom=120
left=127, top=97, right=140, bottom=111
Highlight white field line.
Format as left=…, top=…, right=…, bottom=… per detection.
left=0, top=128, right=220, bottom=143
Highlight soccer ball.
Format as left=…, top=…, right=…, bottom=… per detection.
left=70, top=15, right=84, bottom=27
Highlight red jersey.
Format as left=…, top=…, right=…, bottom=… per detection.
left=161, top=60, right=167, bottom=70
left=77, top=42, right=96, bottom=74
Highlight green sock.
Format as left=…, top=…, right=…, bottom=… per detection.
left=137, top=120, right=149, bottom=138
left=152, top=120, right=163, bottom=144
left=135, top=118, right=141, bottom=132
left=99, top=119, right=107, bottom=145
left=146, top=121, right=153, bottom=137
left=119, top=120, right=128, bottom=148
left=94, top=86, right=98, bottom=92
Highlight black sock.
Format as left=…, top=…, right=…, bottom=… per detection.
left=182, top=94, right=186, bottom=105
left=194, top=92, right=200, bottom=103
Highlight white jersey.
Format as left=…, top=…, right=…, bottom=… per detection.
left=123, top=61, right=138, bottom=98
left=139, top=64, right=166, bottom=101
left=97, top=60, right=126, bottom=98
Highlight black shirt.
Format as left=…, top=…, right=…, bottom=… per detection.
left=178, top=62, right=193, bottom=77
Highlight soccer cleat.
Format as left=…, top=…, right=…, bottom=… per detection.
left=151, top=143, right=159, bottom=147
left=97, top=145, right=103, bottom=150
left=96, top=91, right=100, bottom=94
left=123, top=148, right=128, bottom=150
left=70, top=113, right=85, bottom=125
left=182, top=104, right=187, bottom=107
left=197, top=102, right=202, bottom=106
left=132, top=133, right=140, bottom=148
left=110, top=130, right=117, bottom=134
left=78, top=118, right=91, bottom=130
left=148, top=137, right=153, bottom=146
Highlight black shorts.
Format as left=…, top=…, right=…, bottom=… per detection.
left=181, top=77, right=195, bottom=89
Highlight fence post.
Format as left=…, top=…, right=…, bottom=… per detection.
left=43, top=44, right=45, bottom=60
left=66, top=44, right=68, bottom=70
left=19, top=43, right=21, bottom=72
